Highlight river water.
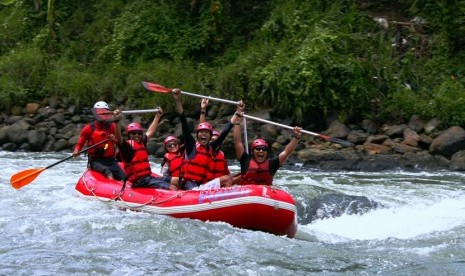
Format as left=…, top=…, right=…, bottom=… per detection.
left=2, top=151, right=465, bottom=275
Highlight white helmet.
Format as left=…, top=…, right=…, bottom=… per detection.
left=93, top=101, right=109, bottom=109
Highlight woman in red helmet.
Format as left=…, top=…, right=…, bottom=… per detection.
left=233, top=113, right=302, bottom=186
left=161, top=135, right=184, bottom=178
left=171, top=88, right=244, bottom=190
left=118, top=108, right=178, bottom=190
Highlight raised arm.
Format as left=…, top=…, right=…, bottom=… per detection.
left=146, top=107, right=163, bottom=139
left=233, top=102, right=245, bottom=161
left=210, top=100, right=244, bottom=150
left=172, top=88, right=184, bottom=114
left=172, top=88, right=195, bottom=154
left=114, top=109, right=124, bottom=146
left=199, top=99, right=208, bottom=123
left=278, top=126, right=302, bottom=165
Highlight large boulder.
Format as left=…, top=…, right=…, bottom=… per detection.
left=293, top=185, right=380, bottom=224
left=52, top=138, right=70, bottom=151
left=408, top=115, right=425, bottom=133
left=7, top=120, right=31, bottom=145
left=326, top=120, right=350, bottom=139
left=429, top=126, right=465, bottom=157
left=450, top=150, right=465, bottom=171
left=0, top=125, right=9, bottom=144
left=27, top=129, right=47, bottom=151
left=347, top=130, right=369, bottom=145
left=402, top=128, right=420, bottom=147
left=384, top=124, right=407, bottom=138
left=25, top=102, right=41, bottom=115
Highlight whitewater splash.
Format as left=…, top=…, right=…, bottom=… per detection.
left=303, top=195, right=465, bottom=241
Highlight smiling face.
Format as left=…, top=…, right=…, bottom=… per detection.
left=165, top=141, right=179, bottom=153
left=196, top=129, right=212, bottom=146
left=129, top=131, right=143, bottom=142
left=252, top=146, right=268, bottom=163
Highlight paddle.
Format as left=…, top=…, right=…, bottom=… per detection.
left=142, top=81, right=239, bottom=105
left=241, top=114, right=353, bottom=147
left=242, top=117, right=249, bottom=154
left=144, top=81, right=252, bottom=149
left=92, top=108, right=161, bottom=121
left=10, top=139, right=110, bottom=189
left=141, top=81, right=353, bottom=147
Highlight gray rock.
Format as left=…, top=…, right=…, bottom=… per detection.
left=326, top=120, right=350, bottom=139
left=429, top=126, right=465, bottom=157
left=52, top=139, right=70, bottom=151
left=408, top=115, right=425, bottom=133
left=0, top=126, right=9, bottom=144
left=27, top=130, right=47, bottom=151
left=361, top=119, right=378, bottom=134
left=450, top=150, right=465, bottom=170
left=2, top=142, right=17, bottom=151
left=424, top=118, right=441, bottom=134
left=384, top=124, right=407, bottom=138
left=7, top=121, right=31, bottom=145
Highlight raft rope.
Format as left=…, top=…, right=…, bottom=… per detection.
left=81, top=170, right=120, bottom=202
left=80, top=169, right=185, bottom=208
left=114, top=191, right=184, bottom=209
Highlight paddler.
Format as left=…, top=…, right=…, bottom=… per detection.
left=73, top=101, right=126, bottom=181
left=171, top=88, right=244, bottom=190
left=233, top=109, right=302, bottom=186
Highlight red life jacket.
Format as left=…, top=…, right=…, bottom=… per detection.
left=181, top=142, right=211, bottom=184
left=163, top=152, right=183, bottom=177
left=123, top=140, right=151, bottom=183
left=207, top=150, right=229, bottom=180
left=241, top=158, right=272, bottom=186
left=88, top=121, right=116, bottom=158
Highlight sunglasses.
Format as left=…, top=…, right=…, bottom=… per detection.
left=254, top=147, right=267, bottom=152
left=129, top=132, right=143, bottom=136
left=167, top=143, right=178, bottom=148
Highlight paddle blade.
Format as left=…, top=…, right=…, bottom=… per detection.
left=328, top=137, right=353, bottom=147
left=141, top=81, right=172, bottom=93
left=323, top=136, right=353, bottom=147
left=10, top=168, right=46, bottom=189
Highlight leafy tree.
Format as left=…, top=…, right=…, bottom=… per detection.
left=1, top=0, right=465, bottom=129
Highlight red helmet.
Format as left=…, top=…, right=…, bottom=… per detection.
left=212, top=130, right=220, bottom=137
left=252, top=139, right=268, bottom=150
left=196, top=122, right=213, bottom=133
left=126, top=123, right=143, bottom=133
left=164, top=135, right=178, bottom=146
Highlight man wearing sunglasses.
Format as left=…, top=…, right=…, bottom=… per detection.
left=233, top=111, right=302, bottom=186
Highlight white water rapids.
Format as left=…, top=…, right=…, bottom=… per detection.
left=2, top=151, right=465, bottom=275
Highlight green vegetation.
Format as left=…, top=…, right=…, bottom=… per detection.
left=0, top=0, right=464, bottom=128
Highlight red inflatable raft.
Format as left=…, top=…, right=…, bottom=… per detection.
left=75, top=169, right=298, bottom=238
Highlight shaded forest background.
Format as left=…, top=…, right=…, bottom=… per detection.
left=0, top=0, right=464, bottom=130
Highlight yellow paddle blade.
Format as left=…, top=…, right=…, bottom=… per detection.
left=10, top=168, right=46, bottom=189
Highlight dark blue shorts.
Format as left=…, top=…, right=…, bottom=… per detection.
left=89, top=158, right=126, bottom=181
left=132, top=175, right=171, bottom=190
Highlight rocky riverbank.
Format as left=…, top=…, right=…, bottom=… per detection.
left=2, top=97, right=465, bottom=172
